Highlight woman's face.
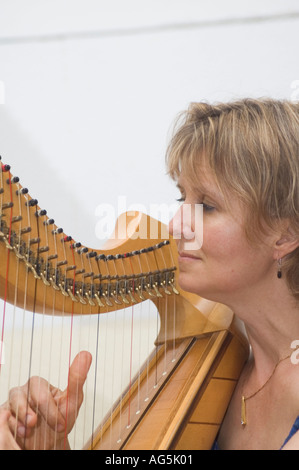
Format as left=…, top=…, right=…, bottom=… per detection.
left=169, top=170, right=276, bottom=305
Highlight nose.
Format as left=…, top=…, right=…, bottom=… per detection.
left=169, top=203, right=203, bottom=249
left=169, top=205, right=183, bottom=240
left=169, top=204, right=197, bottom=241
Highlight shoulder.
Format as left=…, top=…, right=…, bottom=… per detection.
left=274, top=363, right=299, bottom=450
left=282, top=430, right=299, bottom=450
left=281, top=416, right=299, bottom=450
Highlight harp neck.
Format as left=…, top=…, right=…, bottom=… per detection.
left=0, top=161, right=237, bottom=340
left=0, top=164, right=179, bottom=314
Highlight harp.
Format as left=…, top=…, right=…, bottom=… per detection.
left=0, top=160, right=249, bottom=450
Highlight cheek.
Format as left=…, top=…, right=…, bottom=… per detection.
left=176, top=214, right=273, bottom=298
left=201, top=223, right=261, bottom=282
left=202, top=222, right=241, bottom=260
left=203, top=225, right=273, bottom=287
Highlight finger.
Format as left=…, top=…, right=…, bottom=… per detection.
left=9, top=377, right=65, bottom=433
left=0, top=409, right=20, bottom=450
left=64, top=351, right=92, bottom=406
left=27, top=377, right=66, bottom=432
left=7, top=412, right=28, bottom=441
left=0, top=408, right=11, bottom=425
left=8, top=386, right=37, bottom=429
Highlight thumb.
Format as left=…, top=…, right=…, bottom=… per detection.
left=66, top=351, right=92, bottom=405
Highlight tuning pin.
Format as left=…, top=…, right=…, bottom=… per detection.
left=35, top=209, right=47, bottom=217
left=70, top=242, right=81, bottom=249
left=61, top=235, right=72, bottom=243
left=16, top=187, right=28, bottom=195
left=44, top=218, right=55, bottom=225
left=7, top=176, right=19, bottom=184
left=96, top=254, right=106, bottom=261
left=25, top=198, right=38, bottom=207
left=1, top=163, right=10, bottom=172
left=52, top=227, right=63, bottom=235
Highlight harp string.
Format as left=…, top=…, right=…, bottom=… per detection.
left=63, top=240, right=76, bottom=450
left=4, top=174, right=23, bottom=442
left=86, top=243, right=170, bottom=450
left=0, top=163, right=182, bottom=449
left=80, top=250, right=94, bottom=448
left=24, top=198, right=45, bottom=449
left=46, top=236, right=60, bottom=450
left=40, top=211, right=55, bottom=449
left=165, top=243, right=177, bottom=359
left=93, top=302, right=106, bottom=448
left=135, top=298, right=144, bottom=416
left=15, top=234, right=29, bottom=443
left=0, top=168, right=13, bottom=370
left=90, top=311, right=100, bottom=450
left=6, top=181, right=21, bottom=394
left=125, top=252, right=135, bottom=429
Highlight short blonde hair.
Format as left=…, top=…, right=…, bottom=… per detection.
left=166, top=98, right=299, bottom=299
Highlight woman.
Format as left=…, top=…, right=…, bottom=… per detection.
left=166, top=98, right=299, bottom=450
left=3, top=98, right=299, bottom=450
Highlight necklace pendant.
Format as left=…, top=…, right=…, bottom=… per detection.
left=241, top=395, right=247, bottom=426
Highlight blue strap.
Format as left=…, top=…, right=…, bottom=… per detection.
left=212, top=416, right=299, bottom=450
left=281, top=416, right=299, bottom=449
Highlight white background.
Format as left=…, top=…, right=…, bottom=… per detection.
left=0, top=0, right=299, bottom=247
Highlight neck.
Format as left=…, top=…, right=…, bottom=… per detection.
left=225, top=278, right=299, bottom=368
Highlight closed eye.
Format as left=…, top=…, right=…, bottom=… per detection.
left=176, top=198, right=215, bottom=212
left=202, top=203, right=215, bottom=212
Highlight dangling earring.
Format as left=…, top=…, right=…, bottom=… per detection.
left=277, top=258, right=282, bottom=279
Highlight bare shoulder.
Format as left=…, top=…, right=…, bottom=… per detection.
left=282, top=430, right=299, bottom=450
left=280, top=362, right=299, bottom=450
left=285, top=361, right=299, bottom=405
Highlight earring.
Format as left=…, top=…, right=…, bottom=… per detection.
left=277, top=258, right=282, bottom=279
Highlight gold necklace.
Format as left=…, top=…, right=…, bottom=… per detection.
left=241, top=354, right=291, bottom=427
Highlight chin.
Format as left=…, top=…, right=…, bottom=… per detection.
left=178, top=273, right=224, bottom=304
left=178, top=272, right=205, bottom=297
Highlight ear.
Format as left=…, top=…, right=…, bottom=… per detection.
left=274, top=225, right=299, bottom=260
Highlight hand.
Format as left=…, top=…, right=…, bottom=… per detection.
left=4, top=351, right=92, bottom=450
left=0, top=409, right=20, bottom=450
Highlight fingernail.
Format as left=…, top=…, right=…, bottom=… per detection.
left=57, top=423, right=65, bottom=433
left=17, top=425, right=26, bottom=437
left=25, top=414, right=34, bottom=425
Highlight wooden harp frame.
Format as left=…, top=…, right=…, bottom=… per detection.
left=0, top=161, right=249, bottom=450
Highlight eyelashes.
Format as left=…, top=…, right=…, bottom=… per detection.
left=202, top=203, right=215, bottom=212
left=176, top=197, right=215, bottom=212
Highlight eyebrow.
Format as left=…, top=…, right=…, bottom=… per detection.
left=176, top=181, right=223, bottom=202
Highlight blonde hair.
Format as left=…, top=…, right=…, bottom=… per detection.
left=166, top=98, right=299, bottom=299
